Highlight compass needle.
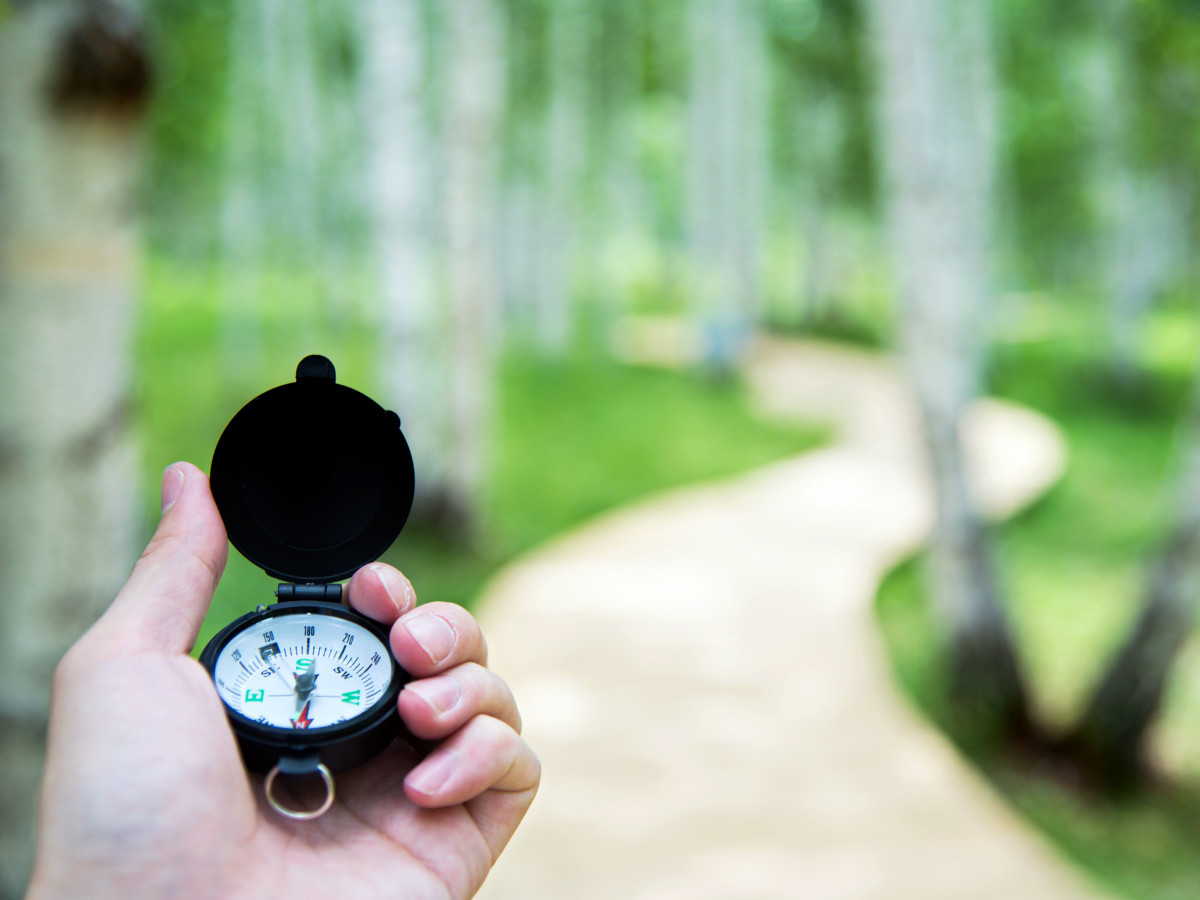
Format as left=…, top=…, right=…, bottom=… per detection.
left=295, top=659, right=318, bottom=714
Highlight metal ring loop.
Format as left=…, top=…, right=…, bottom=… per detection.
left=264, top=762, right=335, bottom=820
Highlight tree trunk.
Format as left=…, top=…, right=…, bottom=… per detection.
left=686, top=0, right=767, bottom=375
left=0, top=2, right=147, bottom=894
left=360, top=0, right=451, bottom=520
left=217, top=0, right=265, bottom=376
left=266, top=0, right=324, bottom=345
left=868, top=0, right=1030, bottom=737
left=440, top=0, right=505, bottom=537
left=594, top=0, right=647, bottom=333
left=1067, top=386, right=1200, bottom=785
left=535, top=0, right=587, bottom=355
left=792, top=90, right=843, bottom=329
left=1081, top=1, right=1162, bottom=393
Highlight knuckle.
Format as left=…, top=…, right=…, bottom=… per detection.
left=525, top=745, right=542, bottom=785
left=471, top=710, right=512, bottom=741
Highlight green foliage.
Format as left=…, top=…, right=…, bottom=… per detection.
left=138, top=259, right=824, bottom=654
left=768, top=0, right=874, bottom=209
left=763, top=302, right=889, bottom=349
left=876, top=312, right=1200, bottom=900
left=996, top=770, right=1200, bottom=900
left=143, top=0, right=234, bottom=254
left=488, top=348, right=826, bottom=557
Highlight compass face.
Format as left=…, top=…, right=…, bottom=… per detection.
left=211, top=610, right=394, bottom=732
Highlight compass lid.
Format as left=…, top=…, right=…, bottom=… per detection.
left=210, top=355, right=415, bottom=583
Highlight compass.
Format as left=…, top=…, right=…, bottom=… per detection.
left=199, top=355, right=418, bottom=820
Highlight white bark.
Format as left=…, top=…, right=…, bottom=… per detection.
left=1105, top=171, right=1184, bottom=385
left=360, top=0, right=450, bottom=507
left=1080, top=7, right=1186, bottom=386
left=869, top=0, right=1025, bottom=715
left=536, top=0, right=588, bottom=354
left=792, top=91, right=843, bottom=325
left=686, top=0, right=768, bottom=370
left=218, top=0, right=265, bottom=373
left=265, top=0, right=323, bottom=344
left=0, top=3, right=144, bottom=892
left=312, top=1, right=368, bottom=320
left=442, top=0, right=505, bottom=529
left=595, top=0, right=649, bottom=330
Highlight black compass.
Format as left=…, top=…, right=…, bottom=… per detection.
left=198, top=355, right=418, bottom=819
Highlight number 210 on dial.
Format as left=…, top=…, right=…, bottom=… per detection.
left=211, top=613, right=394, bottom=731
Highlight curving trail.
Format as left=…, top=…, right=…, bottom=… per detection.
left=475, top=338, right=1113, bottom=900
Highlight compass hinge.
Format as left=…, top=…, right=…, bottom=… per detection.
left=275, top=583, right=343, bottom=602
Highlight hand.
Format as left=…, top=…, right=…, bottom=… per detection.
left=26, top=462, right=539, bottom=900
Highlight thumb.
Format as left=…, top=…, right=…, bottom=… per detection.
left=100, top=462, right=229, bottom=654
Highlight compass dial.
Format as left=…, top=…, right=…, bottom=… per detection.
left=211, top=612, right=394, bottom=731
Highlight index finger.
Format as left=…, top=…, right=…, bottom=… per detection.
left=345, top=562, right=417, bottom=626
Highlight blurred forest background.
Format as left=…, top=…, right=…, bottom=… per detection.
left=6, top=0, right=1200, bottom=897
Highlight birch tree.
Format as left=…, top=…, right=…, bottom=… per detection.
left=363, top=0, right=504, bottom=537
left=441, top=0, right=505, bottom=535
left=791, top=91, right=844, bottom=327
left=360, top=0, right=451, bottom=519
left=535, top=0, right=588, bottom=354
left=686, top=0, right=768, bottom=373
left=591, top=0, right=646, bottom=331
left=0, top=2, right=147, bottom=893
left=868, top=0, right=1029, bottom=734
left=217, top=0, right=266, bottom=372
left=1082, top=0, right=1180, bottom=392
left=1068, top=385, right=1200, bottom=783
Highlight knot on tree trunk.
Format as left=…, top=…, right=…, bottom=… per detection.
left=48, top=0, right=151, bottom=116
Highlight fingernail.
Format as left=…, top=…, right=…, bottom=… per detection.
left=407, top=749, right=459, bottom=797
left=404, top=615, right=455, bottom=665
left=406, top=675, right=462, bottom=717
left=161, top=464, right=185, bottom=512
left=372, top=564, right=416, bottom=614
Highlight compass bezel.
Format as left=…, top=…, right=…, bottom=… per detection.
left=199, top=601, right=410, bottom=774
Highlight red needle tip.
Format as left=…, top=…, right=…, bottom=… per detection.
left=290, top=701, right=315, bottom=730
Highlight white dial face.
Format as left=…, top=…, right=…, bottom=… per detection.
left=212, top=612, right=393, bottom=731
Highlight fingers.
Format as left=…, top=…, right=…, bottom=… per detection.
left=350, top=570, right=513, bottom=736
left=404, top=714, right=540, bottom=809
left=94, top=463, right=228, bottom=655
left=389, top=602, right=488, bottom=677
left=382, top=598, right=537, bottom=855
left=400, top=662, right=521, bottom=739
left=345, top=562, right=417, bottom=626
left=350, top=576, right=534, bottom=831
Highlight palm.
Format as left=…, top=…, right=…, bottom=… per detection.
left=162, top=656, right=497, bottom=900
left=40, top=650, right=506, bottom=900
left=238, top=748, right=494, bottom=900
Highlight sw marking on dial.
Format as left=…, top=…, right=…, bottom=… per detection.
left=212, top=614, right=392, bottom=730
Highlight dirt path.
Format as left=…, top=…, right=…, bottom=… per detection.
left=475, top=338, right=1112, bottom=900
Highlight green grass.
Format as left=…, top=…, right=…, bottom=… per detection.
left=875, top=313, right=1200, bottom=900
left=137, top=258, right=826, bottom=655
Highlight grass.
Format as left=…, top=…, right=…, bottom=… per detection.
left=875, top=304, right=1200, bottom=900
left=136, top=258, right=826, bottom=655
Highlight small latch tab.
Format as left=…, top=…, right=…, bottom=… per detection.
left=275, top=583, right=343, bottom=602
